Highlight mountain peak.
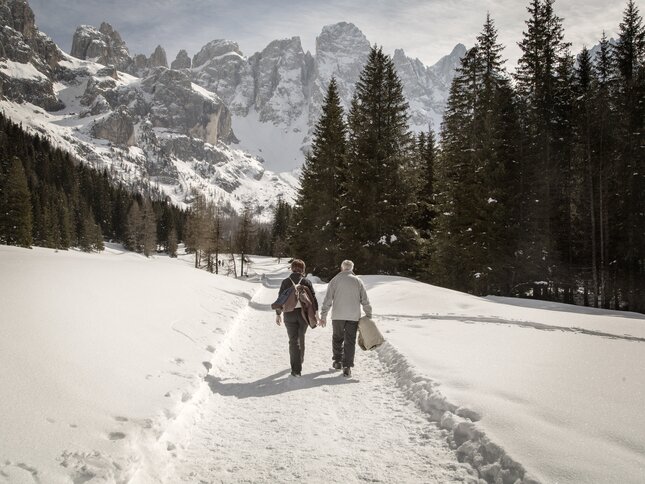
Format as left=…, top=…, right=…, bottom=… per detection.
left=316, top=21, right=370, bottom=65
left=149, top=44, right=168, bottom=68
left=193, top=39, right=243, bottom=68
left=70, top=21, right=131, bottom=71
left=450, top=43, right=467, bottom=57
left=320, top=21, right=365, bottom=38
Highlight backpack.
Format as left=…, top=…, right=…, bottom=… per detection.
left=291, top=277, right=307, bottom=304
left=269, top=276, right=307, bottom=311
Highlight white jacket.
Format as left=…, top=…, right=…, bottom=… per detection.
left=321, top=270, right=372, bottom=322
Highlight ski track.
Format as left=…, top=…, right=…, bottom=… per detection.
left=166, top=282, right=475, bottom=484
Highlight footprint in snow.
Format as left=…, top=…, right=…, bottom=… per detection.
left=107, top=432, right=126, bottom=441
left=114, top=416, right=128, bottom=422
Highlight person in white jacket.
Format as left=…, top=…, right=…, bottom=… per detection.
left=319, top=260, right=372, bottom=377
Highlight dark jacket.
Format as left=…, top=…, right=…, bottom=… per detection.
left=274, top=272, right=319, bottom=313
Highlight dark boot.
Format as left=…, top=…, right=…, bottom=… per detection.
left=332, top=361, right=342, bottom=370
left=342, top=367, right=351, bottom=377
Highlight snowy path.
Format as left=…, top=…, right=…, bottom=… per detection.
left=166, top=278, right=475, bottom=483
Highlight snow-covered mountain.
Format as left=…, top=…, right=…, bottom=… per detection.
left=182, top=22, right=465, bottom=171
left=0, top=0, right=464, bottom=216
left=0, top=0, right=297, bottom=220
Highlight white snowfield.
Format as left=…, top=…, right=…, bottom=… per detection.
left=0, top=246, right=644, bottom=483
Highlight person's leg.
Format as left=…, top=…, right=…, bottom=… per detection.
left=332, top=320, right=345, bottom=365
left=297, top=311, right=308, bottom=365
left=342, top=320, right=359, bottom=368
left=284, top=311, right=302, bottom=374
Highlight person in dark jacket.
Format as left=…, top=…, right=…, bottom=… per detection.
left=275, top=259, right=319, bottom=376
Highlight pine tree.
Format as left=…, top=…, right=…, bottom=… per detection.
left=205, top=202, right=223, bottom=273
left=184, top=194, right=210, bottom=268
left=141, top=199, right=157, bottom=257
left=409, top=130, right=436, bottom=237
left=290, top=78, right=347, bottom=277
left=125, top=200, right=143, bottom=253
left=341, top=46, right=412, bottom=274
left=552, top=49, right=577, bottom=302
left=612, top=0, right=645, bottom=311
left=593, top=33, right=617, bottom=307
left=1, top=157, right=32, bottom=247
left=272, top=197, right=292, bottom=263
left=514, top=0, right=570, bottom=298
left=167, top=227, right=178, bottom=258
left=236, top=204, right=254, bottom=277
left=432, top=14, right=520, bottom=295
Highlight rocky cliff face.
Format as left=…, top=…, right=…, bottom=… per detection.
left=250, top=36, right=310, bottom=126
left=2, top=0, right=465, bottom=216
left=191, top=40, right=253, bottom=115
left=171, top=49, right=191, bottom=70
left=0, top=0, right=295, bottom=220
left=63, top=18, right=463, bottom=171
left=148, top=45, right=168, bottom=68
left=183, top=22, right=463, bottom=170
left=70, top=22, right=132, bottom=72
left=0, top=0, right=63, bottom=110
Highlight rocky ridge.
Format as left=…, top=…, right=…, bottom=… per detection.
left=66, top=19, right=465, bottom=171
left=1, top=0, right=465, bottom=216
left=183, top=22, right=464, bottom=170
left=0, top=0, right=295, bottom=220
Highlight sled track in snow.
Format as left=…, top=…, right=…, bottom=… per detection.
left=380, top=313, right=645, bottom=343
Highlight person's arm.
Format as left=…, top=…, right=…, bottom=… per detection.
left=320, top=277, right=335, bottom=322
left=275, top=278, right=289, bottom=318
left=359, top=280, right=372, bottom=318
left=304, top=278, right=319, bottom=311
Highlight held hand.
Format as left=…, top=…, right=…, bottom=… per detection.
left=275, top=314, right=282, bottom=326
left=318, top=317, right=327, bottom=328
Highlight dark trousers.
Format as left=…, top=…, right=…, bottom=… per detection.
left=332, top=319, right=359, bottom=368
left=284, top=310, right=308, bottom=373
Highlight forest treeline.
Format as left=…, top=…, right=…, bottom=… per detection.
left=1, top=0, right=642, bottom=312
left=0, top=112, right=185, bottom=256
left=286, top=0, right=644, bottom=312
left=0, top=109, right=287, bottom=276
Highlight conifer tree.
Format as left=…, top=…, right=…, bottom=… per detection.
left=236, top=204, right=254, bottom=277
left=290, top=78, right=347, bottom=277
left=432, top=15, right=520, bottom=295
left=167, top=227, right=178, bottom=258
left=205, top=203, right=223, bottom=273
left=141, top=199, right=157, bottom=257
left=412, top=130, right=436, bottom=236
left=341, top=46, right=412, bottom=274
left=514, top=0, right=570, bottom=298
left=272, top=197, right=292, bottom=262
left=612, top=0, right=645, bottom=311
left=125, top=200, right=143, bottom=253
left=593, top=32, right=616, bottom=307
left=184, top=194, right=210, bottom=268
left=1, top=157, right=32, bottom=247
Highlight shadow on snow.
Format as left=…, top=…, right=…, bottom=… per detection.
left=204, top=369, right=357, bottom=398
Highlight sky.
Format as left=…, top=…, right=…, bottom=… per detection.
left=29, top=0, right=629, bottom=69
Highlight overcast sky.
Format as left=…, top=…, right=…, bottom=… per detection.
left=30, top=0, right=628, bottom=69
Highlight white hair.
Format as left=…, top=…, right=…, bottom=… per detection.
left=341, top=260, right=354, bottom=271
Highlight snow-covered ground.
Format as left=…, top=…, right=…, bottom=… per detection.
left=1, top=247, right=644, bottom=483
